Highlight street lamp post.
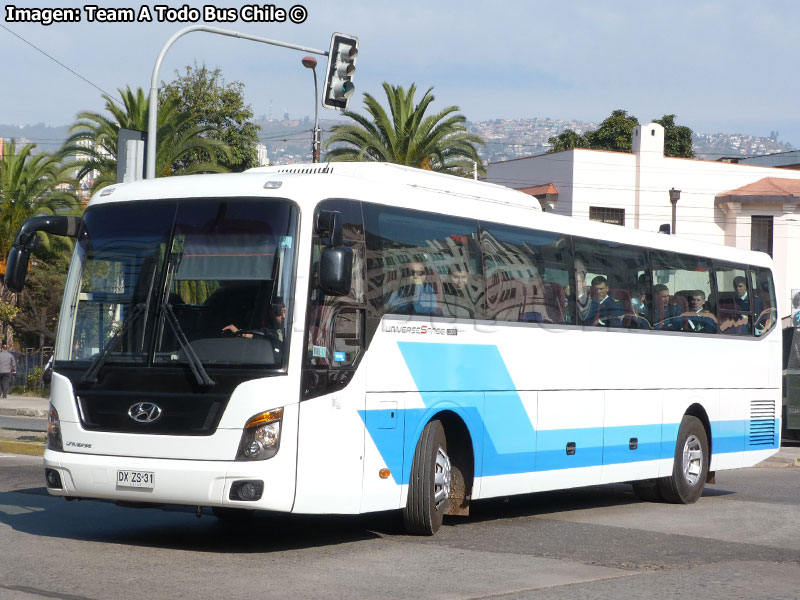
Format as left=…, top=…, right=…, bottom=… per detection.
left=669, top=187, right=681, bottom=235
left=301, top=56, right=321, bottom=163
left=146, top=26, right=328, bottom=178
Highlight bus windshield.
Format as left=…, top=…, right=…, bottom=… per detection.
left=56, top=198, right=298, bottom=372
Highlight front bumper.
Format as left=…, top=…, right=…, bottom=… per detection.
left=43, top=449, right=295, bottom=511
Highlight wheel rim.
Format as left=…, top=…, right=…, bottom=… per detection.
left=433, top=446, right=451, bottom=508
left=682, top=434, right=703, bottom=486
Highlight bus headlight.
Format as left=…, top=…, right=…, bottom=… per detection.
left=236, top=408, right=283, bottom=461
left=47, top=403, right=63, bottom=452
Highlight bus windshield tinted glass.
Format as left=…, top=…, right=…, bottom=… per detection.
left=57, top=198, right=297, bottom=370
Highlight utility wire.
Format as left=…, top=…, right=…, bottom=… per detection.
left=1, top=24, right=122, bottom=105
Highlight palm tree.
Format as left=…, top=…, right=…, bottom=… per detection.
left=0, top=140, right=79, bottom=345
left=324, top=83, right=485, bottom=176
left=63, top=86, right=232, bottom=192
left=0, top=140, right=79, bottom=259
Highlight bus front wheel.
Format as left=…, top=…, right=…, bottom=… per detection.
left=658, top=415, right=709, bottom=504
left=403, top=419, right=451, bottom=535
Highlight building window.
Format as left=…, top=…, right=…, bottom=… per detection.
left=751, top=215, right=773, bottom=257
left=589, top=207, right=625, bottom=226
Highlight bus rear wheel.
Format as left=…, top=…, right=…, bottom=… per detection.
left=403, top=419, right=451, bottom=535
left=658, top=415, right=709, bottom=504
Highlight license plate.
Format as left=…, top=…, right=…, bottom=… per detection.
left=116, top=470, right=155, bottom=489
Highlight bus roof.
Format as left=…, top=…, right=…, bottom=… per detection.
left=87, top=162, right=773, bottom=270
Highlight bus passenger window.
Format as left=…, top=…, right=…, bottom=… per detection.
left=573, top=237, right=648, bottom=329
left=751, top=266, right=777, bottom=336
left=481, top=224, right=571, bottom=324
left=716, top=266, right=752, bottom=335
left=651, top=251, right=715, bottom=334
left=363, top=205, right=482, bottom=321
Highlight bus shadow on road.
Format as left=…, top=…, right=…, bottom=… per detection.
left=0, top=487, right=389, bottom=552
left=0, top=483, right=739, bottom=544
left=437, top=482, right=737, bottom=529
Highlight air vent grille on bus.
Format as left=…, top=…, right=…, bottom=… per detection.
left=274, top=165, right=333, bottom=175
left=748, top=399, right=776, bottom=447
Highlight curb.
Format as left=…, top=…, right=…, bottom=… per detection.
left=754, top=456, right=800, bottom=468
left=0, top=439, right=45, bottom=456
left=0, top=408, right=49, bottom=418
left=2, top=409, right=48, bottom=418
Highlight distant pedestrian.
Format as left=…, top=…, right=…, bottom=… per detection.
left=0, top=344, right=16, bottom=398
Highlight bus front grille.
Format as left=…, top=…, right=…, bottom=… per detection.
left=76, top=393, right=227, bottom=436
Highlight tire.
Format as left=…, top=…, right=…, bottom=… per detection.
left=658, top=415, right=709, bottom=504
left=631, top=479, right=663, bottom=502
left=403, top=419, right=451, bottom=535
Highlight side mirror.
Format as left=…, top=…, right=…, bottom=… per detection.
left=5, top=247, right=31, bottom=293
left=14, top=215, right=82, bottom=248
left=5, top=215, right=82, bottom=292
left=319, top=246, right=353, bottom=296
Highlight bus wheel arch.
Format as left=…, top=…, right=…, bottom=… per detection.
left=684, top=402, right=713, bottom=477
left=435, top=410, right=474, bottom=517
left=403, top=411, right=474, bottom=535
left=684, top=403, right=712, bottom=455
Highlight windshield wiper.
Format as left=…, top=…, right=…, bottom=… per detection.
left=162, top=303, right=215, bottom=387
left=81, top=302, right=148, bottom=383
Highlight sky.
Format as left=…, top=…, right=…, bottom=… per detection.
left=2, top=0, right=799, bottom=150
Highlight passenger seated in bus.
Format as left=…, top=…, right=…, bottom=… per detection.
left=583, top=276, right=624, bottom=326
left=567, top=259, right=591, bottom=324
left=719, top=276, right=761, bottom=334
left=734, top=275, right=762, bottom=316
left=682, top=290, right=717, bottom=333
left=628, top=284, right=651, bottom=329
left=653, top=284, right=683, bottom=330
left=442, top=268, right=475, bottom=318
left=387, top=260, right=440, bottom=316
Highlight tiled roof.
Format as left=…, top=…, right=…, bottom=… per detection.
left=715, top=177, right=800, bottom=204
left=516, top=183, right=558, bottom=196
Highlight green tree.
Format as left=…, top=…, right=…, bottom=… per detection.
left=548, top=110, right=694, bottom=157
left=0, top=140, right=79, bottom=347
left=160, top=64, right=260, bottom=172
left=64, top=86, right=231, bottom=192
left=12, top=246, right=72, bottom=344
left=654, top=114, right=695, bottom=158
left=547, top=129, right=589, bottom=152
left=0, top=140, right=79, bottom=259
left=324, top=83, right=485, bottom=176
left=585, top=109, right=640, bottom=152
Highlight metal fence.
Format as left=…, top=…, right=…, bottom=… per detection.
left=11, top=346, right=53, bottom=395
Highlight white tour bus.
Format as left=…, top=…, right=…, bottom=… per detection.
left=7, top=162, right=781, bottom=534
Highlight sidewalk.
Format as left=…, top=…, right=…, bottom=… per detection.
left=0, top=393, right=49, bottom=418
left=0, top=393, right=49, bottom=456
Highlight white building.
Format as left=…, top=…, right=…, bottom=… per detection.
left=486, top=123, right=800, bottom=325
left=256, top=143, right=269, bottom=167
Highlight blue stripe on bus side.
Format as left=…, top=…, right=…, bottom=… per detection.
left=359, top=341, right=778, bottom=484
left=360, top=412, right=778, bottom=482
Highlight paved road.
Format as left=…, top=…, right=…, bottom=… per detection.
left=0, top=455, right=798, bottom=600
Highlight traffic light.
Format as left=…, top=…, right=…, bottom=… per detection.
left=323, top=33, right=358, bottom=111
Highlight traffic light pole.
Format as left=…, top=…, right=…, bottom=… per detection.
left=146, top=26, right=328, bottom=179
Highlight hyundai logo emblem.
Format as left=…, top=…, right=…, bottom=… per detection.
left=128, top=402, right=163, bottom=424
